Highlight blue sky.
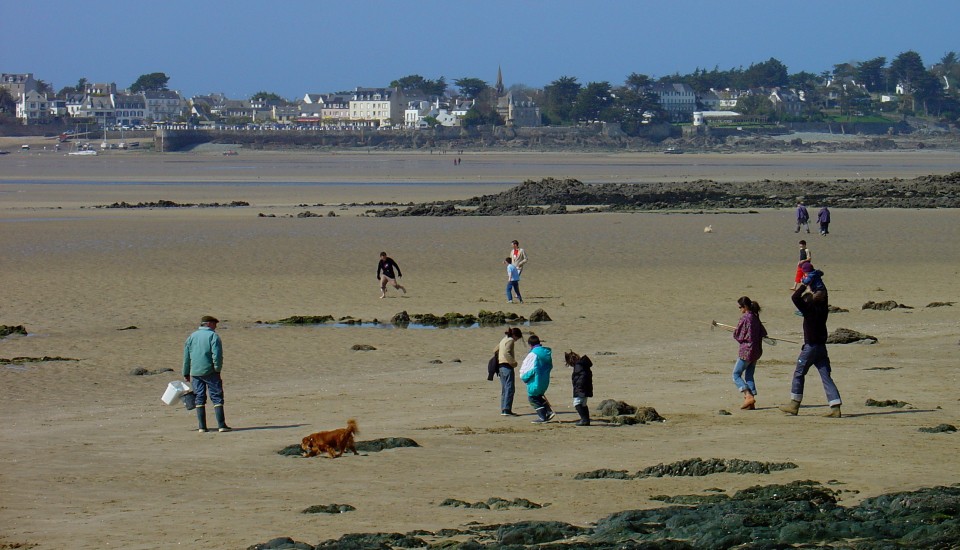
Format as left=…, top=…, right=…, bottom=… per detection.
left=4, top=0, right=957, bottom=100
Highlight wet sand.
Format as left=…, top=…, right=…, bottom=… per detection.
left=0, top=149, right=958, bottom=549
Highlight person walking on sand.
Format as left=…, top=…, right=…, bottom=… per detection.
left=795, top=201, right=811, bottom=233
left=520, top=334, right=556, bottom=423
left=731, top=297, right=767, bottom=410
left=183, top=315, right=231, bottom=433
left=817, top=206, right=831, bottom=235
left=510, top=240, right=527, bottom=273
left=376, top=251, right=406, bottom=299
left=494, top=327, right=524, bottom=416
left=779, top=283, right=843, bottom=418
left=505, top=257, right=523, bottom=304
left=565, top=350, right=594, bottom=426
left=790, top=240, right=812, bottom=291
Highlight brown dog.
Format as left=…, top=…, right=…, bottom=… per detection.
left=300, top=419, right=359, bottom=459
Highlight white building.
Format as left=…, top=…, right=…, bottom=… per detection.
left=16, top=90, right=49, bottom=124
left=349, top=87, right=403, bottom=126
left=142, top=90, right=184, bottom=122
left=649, top=83, right=697, bottom=121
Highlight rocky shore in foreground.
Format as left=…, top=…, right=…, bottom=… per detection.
left=370, top=172, right=960, bottom=216
left=249, top=481, right=960, bottom=549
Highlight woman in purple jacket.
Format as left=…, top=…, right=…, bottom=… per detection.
left=732, top=296, right=767, bottom=410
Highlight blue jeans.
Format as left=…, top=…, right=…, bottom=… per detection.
left=790, top=344, right=841, bottom=406
left=498, top=365, right=515, bottom=412
left=192, top=373, right=225, bottom=407
left=732, top=358, right=757, bottom=395
left=506, top=280, right=522, bottom=302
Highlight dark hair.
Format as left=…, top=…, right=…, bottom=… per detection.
left=527, top=334, right=541, bottom=347
left=504, top=257, right=512, bottom=264
left=379, top=251, right=387, bottom=257
left=512, top=240, right=519, bottom=245
left=799, top=240, right=806, bottom=246
left=564, top=350, right=580, bottom=366
left=505, top=327, right=522, bottom=339
left=737, top=296, right=761, bottom=314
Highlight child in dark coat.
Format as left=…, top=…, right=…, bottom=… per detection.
left=565, top=351, right=594, bottom=426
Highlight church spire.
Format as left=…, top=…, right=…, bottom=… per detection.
left=495, top=65, right=504, bottom=96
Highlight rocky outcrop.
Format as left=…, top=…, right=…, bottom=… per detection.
left=248, top=483, right=960, bottom=549
left=827, top=328, right=878, bottom=344
left=369, top=173, right=960, bottom=216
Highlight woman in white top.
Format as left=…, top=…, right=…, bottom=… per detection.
left=510, top=240, right=527, bottom=273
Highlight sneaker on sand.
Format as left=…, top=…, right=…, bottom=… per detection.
left=546, top=411, right=557, bottom=422
left=507, top=300, right=513, bottom=303
left=198, top=428, right=208, bottom=433
left=218, top=426, right=232, bottom=432
left=531, top=418, right=547, bottom=424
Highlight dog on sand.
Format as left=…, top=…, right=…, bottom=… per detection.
left=301, top=419, right=359, bottom=459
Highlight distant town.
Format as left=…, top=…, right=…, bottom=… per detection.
left=2, top=51, right=958, bottom=137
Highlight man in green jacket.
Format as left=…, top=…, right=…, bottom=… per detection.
left=183, top=315, right=231, bottom=433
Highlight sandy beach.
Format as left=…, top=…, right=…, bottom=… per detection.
left=1, top=149, right=958, bottom=548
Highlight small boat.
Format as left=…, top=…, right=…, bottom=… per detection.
left=663, top=147, right=684, bottom=154
left=68, top=150, right=98, bottom=156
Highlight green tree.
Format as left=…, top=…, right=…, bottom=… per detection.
left=889, top=51, right=926, bottom=91
left=390, top=74, right=446, bottom=97
left=856, top=57, right=887, bottom=92
left=734, top=93, right=774, bottom=117
left=625, top=72, right=652, bottom=92
left=743, top=58, right=788, bottom=88
left=542, top=76, right=581, bottom=124
left=130, top=72, right=170, bottom=93
left=251, top=91, right=285, bottom=103
left=0, top=87, right=15, bottom=114
left=454, top=77, right=488, bottom=99
left=570, top=81, right=615, bottom=123
left=612, top=85, right=663, bottom=134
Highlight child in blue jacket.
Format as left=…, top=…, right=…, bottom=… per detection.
left=519, top=334, right=556, bottom=423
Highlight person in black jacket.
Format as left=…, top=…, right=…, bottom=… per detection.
left=376, top=251, right=406, bottom=299
left=565, top=351, right=594, bottom=426
left=780, top=284, right=843, bottom=417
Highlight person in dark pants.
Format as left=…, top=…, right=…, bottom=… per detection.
left=494, top=327, right=524, bottom=416
left=565, top=351, right=594, bottom=426
left=183, top=315, right=231, bottom=433
left=780, top=285, right=843, bottom=417
left=817, top=206, right=831, bottom=235
left=795, top=201, right=810, bottom=233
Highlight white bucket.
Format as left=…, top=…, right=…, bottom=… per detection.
left=161, top=380, right=191, bottom=405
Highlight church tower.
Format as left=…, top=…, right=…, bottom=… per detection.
left=495, top=66, right=504, bottom=97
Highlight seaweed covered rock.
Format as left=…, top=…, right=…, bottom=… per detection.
left=477, top=309, right=525, bottom=325
left=528, top=308, right=552, bottom=322
left=354, top=437, right=419, bottom=452
left=865, top=398, right=912, bottom=408
left=271, top=315, right=335, bottom=325
left=441, top=497, right=545, bottom=510
left=391, top=310, right=411, bottom=326
left=302, top=503, right=356, bottom=514
left=862, top=300, right=913, bottom=310
left=827, top=328, right=878, bottom=344
left=496, top=520, right=588, bottom=546
left=249, top=483, right=960, bottom=548
left=634, top=457, right=798, bottom=478
left=0, top=325, right=27, bottom=338
left=596, top=399, right=636, bottom=416
left=315, top=533, right=428, bottom=549
left=918, top=424, right=957, bottom=433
